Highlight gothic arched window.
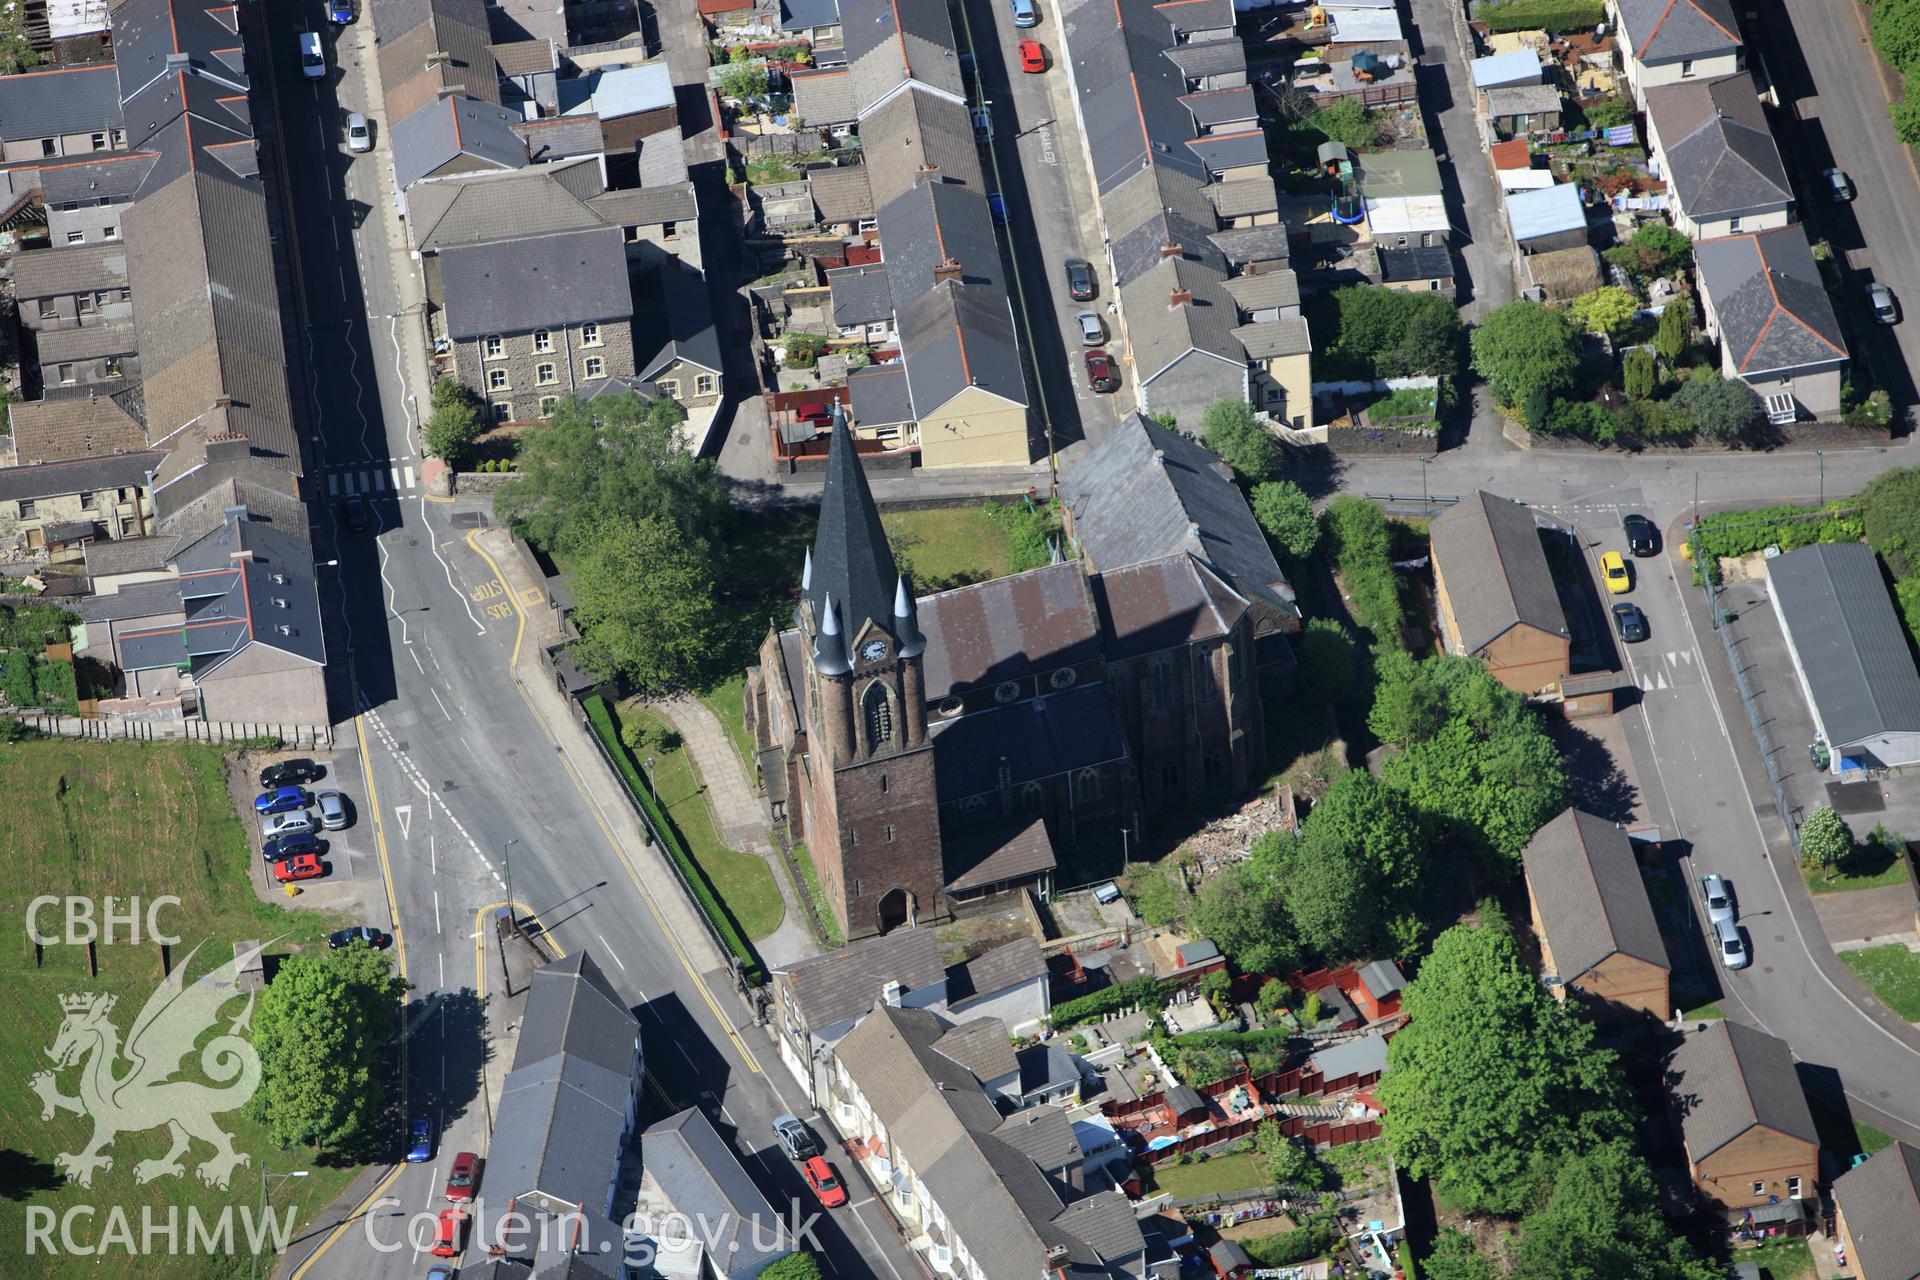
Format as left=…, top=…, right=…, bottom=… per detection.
left=864, top=683, right=893, bottom=748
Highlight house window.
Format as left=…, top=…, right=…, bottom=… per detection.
left=111, top=129, right=124, bottom=147
left=580, top=322, right=601, bottom=346
left=483, top=335, right=504, bottom=359
left=1680, top=59, right=1695, bottom=77
left=695, top=373, right=715, bottom=394
left=656, top=378, right=680, bottom=400
left=539, top=396, right=560, bottom=417
left=91, top=132, right=108, bottom=151
left=1787, top=1177, right=1803, bottom=1198
left=101, top=225, right=118, bottom=240
left=488, top=368, right=509, bottom=390
left=884, top=824, right=895, bottom=842
left=493, top=402, right=512, bottom=423
left=536, top=362, right=557, bottom=385
left=1750, top=1181, right=1765, bottom=1197
left=18, top=499, right=36, bottom=519
left=41, top=138, right=57, bottom=157
left=532, top=329, right=553, bottom=352
left=66, top=230, right=85, bottom=244
left=662, top=220, right=678, bottom=239
left=584, top=356, right=604, bottom=377
left=78, top=491, right=94, bottom=510
left=55, top=364, right=75, bottom=384
left=1728, top=216, right=1742, bottom=232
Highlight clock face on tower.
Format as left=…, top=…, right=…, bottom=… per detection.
left=861, top=640, right=887, bottom=662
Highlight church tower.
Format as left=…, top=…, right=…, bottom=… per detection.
left=793, top=408, right=945, bottom=939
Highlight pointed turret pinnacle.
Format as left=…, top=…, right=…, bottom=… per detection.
left=801, top=404, right=901, bottom=654
left=893, top=574, right=925, bottom=659
left=815, top=591, right=851, bottom=675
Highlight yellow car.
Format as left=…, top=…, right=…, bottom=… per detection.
left=1601, top=550, right=1631, bottom=594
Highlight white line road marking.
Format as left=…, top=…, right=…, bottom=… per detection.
left=430, top=687, right=451, bottom=720
left=431, top=833, right=436, bottom=874
left=403, top=465, right=416, bottom=489
left=342, top=471, right=358, bottom=495
left=438, top=952, right=444, bottom=988
left=394, top=804, right=413, bottom=839
left=597, top=933, right=626, bottom=970
left=327, top=473, right=339, bottom=496
left=410, top=648, right=424, bottom=673
left=391, top=467, right=403, bottom=490
left=373, top=469, right=386, bottom=492
left=434, top=890, right=441, bottom=935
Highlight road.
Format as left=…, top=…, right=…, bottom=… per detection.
left=256, top=4, right=917, bottom=1277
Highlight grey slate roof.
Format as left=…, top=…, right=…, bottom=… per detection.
left=70, top=578, right=186, bottom=624
left=809, top=163, right=874, bottom=222
left=849, top=360, right=914, bottom=426
left=514, top=114, right=609, bottom=162
left=1186, top=129, right=1269, bottom=173
left=944, top=817, right=1058, bottom=894
left=634, top=259, right=722, bottom=378
left=40, top=152, right=158, bottom=205
left=828, top=263, right=894, bottom=327
left=1074, top=0, right=1210, bottom=199
left=859, top=85, right=982, bottom=208
left=1124, top=254, right=1245, bottom=384
left=1208, top=178, right=1281, bottom=218
left=0, top=450, right=164, bottom=503
left=516, top=951, right=637, bottom=1080
left=438, top=226, right=632, bottom=339
left=933, top=1018, right=1019, bottom=1081
left=1832, top=1141, right=1920, bottom=1280
left=843, top=0, right=966, bottom=119
left=13, top=242, right=128, bottom=299
left=1179, top=86, right=1258, bottom=128
left=1645, top=73, right=1790, bottom=222
left=773, top=926, right=945, bottom=1030
left=1223, top=269, right=1299, bottom=312
left=588, top=182, right=698, bottom=227
left=640, top=1109, right=789, bottom=1275
left=879, top=178, right=1001, bottom=302
left=406, top=159, right=607, bottom=252
left=1484, top=83, right=1563, bottom=117
left=1060, top=412, right=1297, bottom=621
left=931, top=683, right=1130, bottom=804
left=1668, top=1020, right=1818, bottom=1162
left=781, top=0, right=842, bottom=30
left=1696, top=225, right=1847, bottom=377
left=0, top=65, right=122, bottom=144
left=1766, top=542, right=1920, bottom=752
left=1165, top=39, right=1246, bottom=80
left=1233, top=317, right=1311, bottom=358
left=995, top=1106, right=1083, bottom=1171
left=916, top=560, right=1102, bottom=698
left=1208, top=223, right=1293, bottom=268
left=83, top=535, right=172, bottom=578
left=1017, top=1042, right=1081, bottom=1097
left=949, top=935, right=1045, bottom=999
left=792, top=67, right=860, bottom=126
left=389, top=94, right=528, bottom=192
left=1617, top=0, right=1741, bottom=63
left=1428, top=489, right=1568, bottom=652
left=1522, top=807, right=1671, bottom=982
left=897, top=279, right=1027, bottom=414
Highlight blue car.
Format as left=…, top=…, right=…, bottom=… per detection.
left=326, top=0, right=354, bottom=22
left=407, top=1116, right=433, bottom=1163
left=254, top=785, right=311, bottom=815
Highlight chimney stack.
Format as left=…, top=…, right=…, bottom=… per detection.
left=933, top=257, right=963, bottom=285
left=882, top=980, right=904, bottom=1008
left=1169, top=287, right=1193, bottom=308
left=1159, top=241, right=1181, bottom=259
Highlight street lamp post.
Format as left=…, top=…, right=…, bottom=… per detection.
left=1817, top=449, right=1825, bottom=508
left=644, top=756, right=656, bottom=805
left=1420, top=454, right=1431, bottom=518
left=254, top=1167, right=308, bottom=1280
left=503, top=837, right=520, bottom=932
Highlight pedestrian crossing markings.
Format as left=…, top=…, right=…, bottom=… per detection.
left=327, top=465, right=417, bottom=496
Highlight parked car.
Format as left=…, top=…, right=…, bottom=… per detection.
left=1064, top=258, right=1095, bottom=301
left=430, top=1209, right=467, bottom=1258
left=255, top=785, right=312, bottom=815
left=987, top=191, right=1008, bottom=224
left=773, top=1115, right=821, bottom=1161
left=1869, top=282, right=1899, bottom=325
left=1824, top=168, right=1855, bottom=202
left=794, top=402, right=833, bottom=426
left=1601, top=550, right=1631, bottom=594
left=1018, top=37, right=1046, bottom=73
left=407, top=1116, right=434, bottom=1163
left=1699, top=874, right=1736, bottom=928
left=1714, top=917, right=1750, bottom=970
left=262, top=832, right=322, bottom=863
left=1010, top=0, right=1038, bottom=26
left=328, top=926, right=390, bottom=950
left=342, top=495, right=369, bottom=533
left=326, top=0, right=354, bottom=21
left=298, top=30, right=325, bottom=79
left=445, top=1152, right=479, bottom=1202
left=271, top=853, right=325, bottom=883
left=259, top=758, right=323, bottom=788
left=346, top=112, right=371, bottom=153
left=1623, top=513, right=1657, bottom=557
left=802, top=1156, right=848, bottom=1208
left=1611, top=601, right=1648, bottom=643
left=316, top=790, right=349, bottom=830
left=1075, top=310, right=1104, bottom=346
left=261, top=810, right=316, bottom=840
left=1085, top=350, right=1117, bottom=393
left=426, top=1269, right=454, bottom=1280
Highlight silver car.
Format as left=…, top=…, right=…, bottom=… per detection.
left=1869, top=282, right=1899, bottom=325
left=1699, top=874, right=1735, bottom=928
left=317, top=790, right=349, bottom=830
left=346, top=112, right=371, bottom=153
left=1714, top=917, right=1750, bottom=970
left=1075, top=310, right=1104, bottom=346
left=261, top=809, right=316, bottom=840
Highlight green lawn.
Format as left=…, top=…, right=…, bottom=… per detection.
left=1735, top=1238, right=1814, bottom=1280
left=1803, top=839, right=1915, bottom=894
left=614, top=702, right=785, bottom=941
left=1147, top=1152, right=1272, bottom=1201
left=1681, top=1002, right=1725, bottom=1021
left=0, top=740, right=360, bottom=1279
left=1322, top=1138, right=1390, bottom=1191
left=699, top=673, right=757, bottom=777
left=883, top=507, right=1018, bottom=591
left=1841, top=944, right=1920, bottom=1020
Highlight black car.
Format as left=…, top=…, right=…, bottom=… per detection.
left=328, top=926, right=391, bottom=950
left=1064, top=258, right=1096, bottom=302
left=1612, top=601, right=1648, bottom=643
left=1622, top=513, right=1657, bottom=557
left=259, top=757, right=324, bottom=788
left=262, top=831, right=323, bottom=863
left=344, top=495, right=370, bottom=532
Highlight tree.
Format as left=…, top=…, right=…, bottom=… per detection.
left=1621, top=347, right=1657, bottom=401
left=1255, top=1121, right=1328, bottom=1191
left=1894, top=91, right=1920, bottom=146
left=1293, top=618, right=1357, bottom=706
left=1654, top=298, right=1691, bottom=365
left=1255, top=978, right=1290, bottom=1018
left=1568, top=286, right=1639, bottom=337
left=1292, top=769, right=1426, bottom=911
left=718, top=62, right=768, bottom=103
left=571, top=516, right=727, bottom=695
left=1670, top=374, right=1760, bottom=441
left=247, top=946, right=407, bottom=1155
left=423, top=379, right=485, bottom=469
left=1421, top=1231, right=1494, bottom=1280
left=1251, top=480, right=1320, bottom=560
left=1274, top=834, right=1377, bottom=961
left=1584, top=95, right=1634, bottom=131
left=1799, top=804, right=1854, bottom=880
left=1470, top=300, right=1580, bottom=409
left=1312, top=98, right=1381, bottom=150
left=1377, top=921, right=1632, bottom=1215
left=1873, top=0, right=1920, bottom=77
left=1317, top=286, right=1462, bottom=380
left=1861, top=466, right=1920, bottom=575
left=1512, top=1141, right=1721, bottom=1280
left=494, top=392, right=731, bottom=561
left=1367, top=649, right=1448, bottom=746
left=1321, top=496, right=1403, bottom=647
left=1202, top=398, right=1279, bottom=481
left=1604, top=222, right=1693, bottom=281
left=1190, top=861, right=1298, bottom=976
left=760, top=1254, right=826, bottom=1280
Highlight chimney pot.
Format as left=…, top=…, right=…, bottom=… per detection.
left=1169, top=287, right=1193, bottom=308
left=1160, top=241, right=1181, bottom=259
left=213, top=395, right=233, bottom=409
left=932, top=256, right=962, bottom=285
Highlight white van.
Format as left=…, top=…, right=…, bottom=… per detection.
left=298, top=31, right=326, bottom=79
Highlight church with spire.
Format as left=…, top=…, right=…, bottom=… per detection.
left=747, top=407, right=1298, bottom=941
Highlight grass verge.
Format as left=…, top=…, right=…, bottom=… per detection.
left=0, top=740, right=359, bottom=1279
left=1840, top=944, right=1920, bottom=1021
left=1803, top=837, right=1914, bottom=894
left=698, top=673, right=757, bottom=778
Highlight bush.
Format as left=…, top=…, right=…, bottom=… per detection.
left=1050, top=975, right=1173, bottom=1029
left=1312, top=99, right=1383, bottom=151
left=1622, top=348, right=1656, bottom=401
left=783, top=333, right=828, bottom=368
left=1476, top=0, right=1605, bottom=32
left=1604, top=223, right=1693, bottom=282
left=584, top=696, right=763, bottom=983
left=33, top=655, right=77, bottom=712
left=1321, top=496, right=1405, bottom=648
left=1302, top=991, right=1327, bottom=1025
left=1202, top=398, right=1279, bottom=481
left=1669, top=375, right=1761, bottom=442
left=1584, top=95, right=1634, bottom=131
left=1540, top=398, right=1619, bottom=444
left=423, top=379, right=485, bottom=468
left=1568, top=286, right=1640, bottom=337
left=1252, top=480, right=1320, bottom=561
left=1312, top=287, right=1461, bottom=381
left=1471, top=300, right=1580, bottom=409
left=983, top=499, right=1056, bottom=573
left=1690, top=503, right=1863, bottom=562
left=1862, top=468, right=1920, bottom=575
left=0, top=649, right=33, bottom=707
left=1848, top=387, right=1895, bottom=431
left=1256, top=978, right=1290, bottom=1018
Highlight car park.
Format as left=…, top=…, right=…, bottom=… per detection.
left=254, top=785, right=311, bottom=815
left=1700, top=874, right=1735, bottom=928
left=1064, top=258, right=1095, bottom=301
left=1825, top=168, right=1854, bottom=202
left=1869, top=282, right=1899, bottom=325
left=259, top=758, right=323, bottom=788
left=1075, top=310, right=1105, bottom=346
left=803, top=1156, right=848, bottom=1208
left=262, top=832, right=322, bottom=863
left=298, top=31, right=325, bottom=79
left=343, top=495, right=369, bottom=532
left=430, top=1209, right=467, bottom=1258
left=261, top=810, right=316, bottom=840
left=446, top=1152, right=479, bottom=1202
left=1623, top=513, right=1656, bottom=557
left=1601, top=550, right=1631, bottom=594
left=407, top=1116, right=433, bottom=1162
left=1018, top=38, right=1045, bottom=72
left=328, top=926, right=390, bottom=950
left=1085, top=350, right=1117, bottom=393
left=1715, top=917, right=1750, bottom=970
left=773, top=1115, right=821, bottom=1161
left=316, top=790, right=349, bottom=830
left=1611, top=602, right=1647, bottom=643
left=271, top=854, right=325, bottom=883
left=346, top=112, right=371, bottom=153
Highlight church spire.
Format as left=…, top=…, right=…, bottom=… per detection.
left=804, top=405, right=901, bottom=660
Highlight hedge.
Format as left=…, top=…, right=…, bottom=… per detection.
left=1690, top=503, right=1863, bottom=563
left=1244, top=1224, right=1342, bottom=1269
left=584, top=695, right=764, bottom=984
left=1477, top=0, right=1606, bottom=33
left=1322, top=496, right=1408, bottom=650
left=1050, top=974, right=1175, bottom=1030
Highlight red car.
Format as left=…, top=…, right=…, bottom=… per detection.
left=445, top=1152, right=479, bottom=1202
left=431, top=1208, right=468, bottom=1258
left=271, top=853, right=325, bottom=882
left=1018, top=38, right=1045, bottom=72
left=1085, top=349, right=1117, bottom=393
left=803, top=1156, right=848, bottom=1208
left=793, top=402, right=833, bottom=426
